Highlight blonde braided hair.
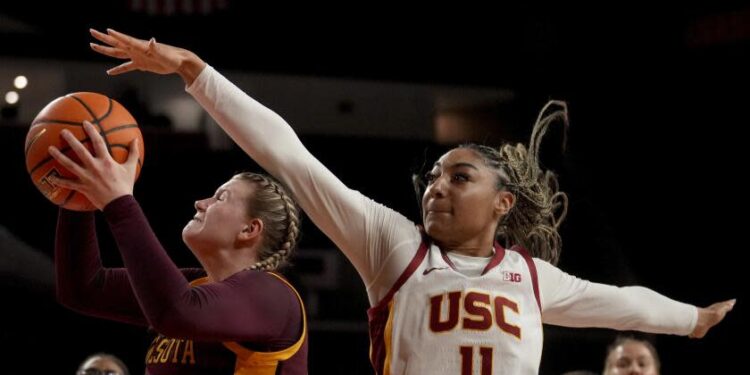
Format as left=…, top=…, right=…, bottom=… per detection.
left=414, top=100, right=569, bottom=264
left=235, top=173, right=300, bottom=271
left=465, top=100, right=569, bottom=264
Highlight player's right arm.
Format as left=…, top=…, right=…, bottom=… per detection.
left=55, top=209, right=148, bottom=326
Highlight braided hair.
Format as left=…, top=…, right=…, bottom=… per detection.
left=414, top=100, right=569, bottom=264
left=235, top=173, right=300, bottom=271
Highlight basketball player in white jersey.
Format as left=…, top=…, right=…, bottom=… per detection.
left=89, top=28, right=735, bottom=375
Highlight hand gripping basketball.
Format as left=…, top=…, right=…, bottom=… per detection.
left=47, top=121, right=140, bottom=211
left=25, top=92, right=144, bottom=211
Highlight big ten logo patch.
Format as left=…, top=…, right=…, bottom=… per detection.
left=503, top=271, right=522, bottom=283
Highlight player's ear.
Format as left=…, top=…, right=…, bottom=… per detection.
left=238, top=218, right=263, bottom=241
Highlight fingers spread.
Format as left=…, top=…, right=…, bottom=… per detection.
left=107, top=61, right=137, bottom=76
left=48, top=175, right=83, bottom=191
left=90, top=43, right=130, bottom=59
left=59, top=129, right=96, bottom=168
left=90, top=28, right=121, bottom=47
left=720, top=300, right=735, bottom=314
left=83, top=121, right=110, bottom=158
left=127, top=137, right=141, bottom=166
left=48, top=145, right=87, bottom=178
left=107, top=28, right=147, bottom=50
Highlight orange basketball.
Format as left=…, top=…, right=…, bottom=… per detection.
left=25, top=92, right=145, bottom=211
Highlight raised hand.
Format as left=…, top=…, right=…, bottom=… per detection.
left=48, top=121, right=140, bottom=210
left=89, top=28, right=206, bottom=85
left=689, top=298, right=736, bottom=339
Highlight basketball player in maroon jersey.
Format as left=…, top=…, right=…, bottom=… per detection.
left=49, top=120, right=308, bottom=374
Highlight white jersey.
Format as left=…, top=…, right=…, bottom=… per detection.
left=187, top=65, right=699, bottom=375
left=369, top=242, right=543, bottom=375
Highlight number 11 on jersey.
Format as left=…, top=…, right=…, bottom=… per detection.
left=460, top=346, right=492, bottom=375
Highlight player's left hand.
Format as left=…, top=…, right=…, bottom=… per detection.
left=689, top=298, right=736, bottom=338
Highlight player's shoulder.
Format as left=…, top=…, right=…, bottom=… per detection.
left=244, top=270, right=299, bottom=289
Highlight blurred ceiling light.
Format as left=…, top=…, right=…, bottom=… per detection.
left=5, top=91, right=19, bottom=105
left=14, top=76, right=28, bottom=89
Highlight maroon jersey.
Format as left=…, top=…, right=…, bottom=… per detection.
left=55, top=195, right=308, bottom=374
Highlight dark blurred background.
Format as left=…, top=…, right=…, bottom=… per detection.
left=1, top=2, right=747, bottom=374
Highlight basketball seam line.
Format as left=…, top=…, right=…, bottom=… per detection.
left=27, top=124, right=141, bottom=174
left=70, top=94, right=114, bottom=153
